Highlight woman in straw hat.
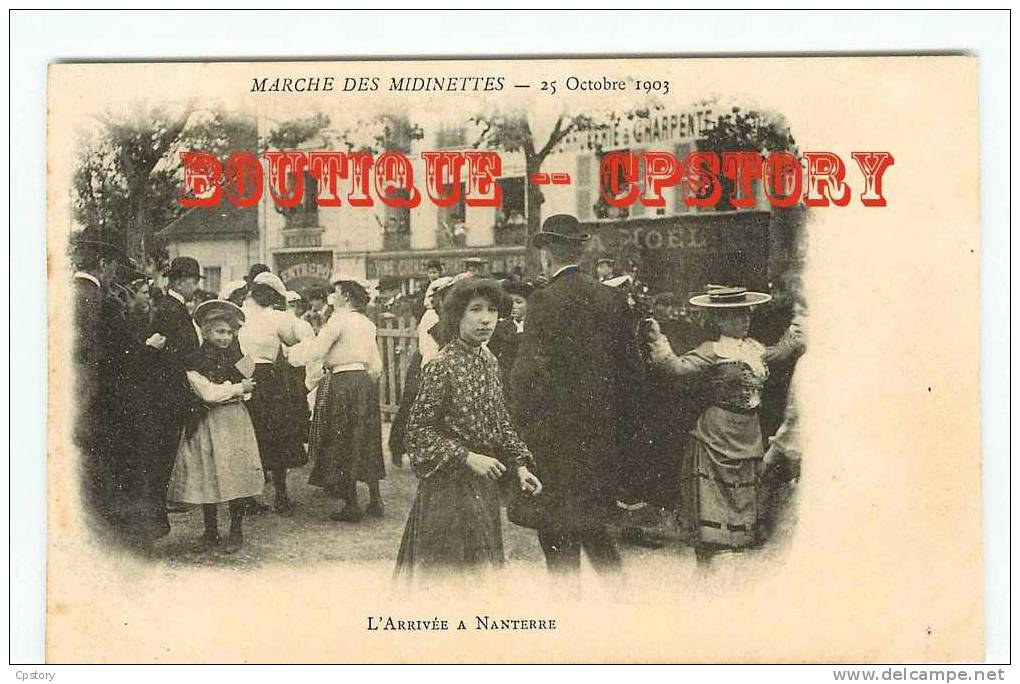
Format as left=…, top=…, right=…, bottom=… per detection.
left=644, top=286, right=803, bottom=565
left=167, top=300, right=263, bottom=553
left=238, top=271, right=314, bottom=514
left=306, top=273, right=385, bottom=522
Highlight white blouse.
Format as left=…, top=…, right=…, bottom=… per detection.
left=238, top=302, right=312, bottom=363
left=186, top=371, right=248, bottom=404
left=417, top=309, right=440, bottom=366
left=307, top=309, right=382, bottom=377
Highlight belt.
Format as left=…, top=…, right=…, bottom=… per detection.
left=714, top=404, right=759, bottom=416
left=330, top=362, right=368, bottom=373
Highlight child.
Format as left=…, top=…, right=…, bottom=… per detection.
left=167, top=300, right=264, bottom=553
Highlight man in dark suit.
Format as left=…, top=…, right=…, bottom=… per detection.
left=148, top=256, right=203, bottom=523
left=508, top=215, right=639, bottom=575
left=72, top=239, right=170, bottom=545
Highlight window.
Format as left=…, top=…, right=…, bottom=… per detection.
left=279, top=170, right=319, bottom=230
left=494, top=177, right=526, bottom=246
left=202, top=266, right=221, bottom=296
left=436, top=182, right=467, bottom=247
left=675, top=142, right=695, bottom=213
left=382, top=199, right=411, bottom=251
left=593, top=149, right=631, bottom=220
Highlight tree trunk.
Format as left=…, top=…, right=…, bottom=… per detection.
left=524, top=154, right=544, bottom=275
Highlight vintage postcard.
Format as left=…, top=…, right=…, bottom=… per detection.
left=46, top=55, right=982, bottom=663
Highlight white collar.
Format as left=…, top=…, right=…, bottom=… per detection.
left=714, top=336, right=767, bottom=378
left=166, top=288, right=186, bottom=305
left=74, top=272, right=101, bottom=288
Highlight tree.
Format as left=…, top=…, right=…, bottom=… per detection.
left=696, top=107, right=798, bottom=211
left=470, top=110, right=654, bottom=271
left=72, top=105, right=258, bottom=268
left=697, top=107, right=804, bottom=291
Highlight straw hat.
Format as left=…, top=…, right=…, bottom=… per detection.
left=688, top=286, right=771, bottom=308
left=193, top=299, right=245, bottom=328
left=252, top=271, right=289, bottom=299
left=329, top=272, right=375, bottom=296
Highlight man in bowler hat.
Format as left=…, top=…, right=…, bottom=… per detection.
left=148, top=256, right=204, bottom=523
left=508, top=214, right=640, bottom=576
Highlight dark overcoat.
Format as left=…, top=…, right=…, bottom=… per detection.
left=507, top=268, right=639, bottom=529
left=148, top=294, right=201, bottom=501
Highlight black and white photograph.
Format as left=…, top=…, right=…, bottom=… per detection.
left=11, top=10, right=1008, bottom=668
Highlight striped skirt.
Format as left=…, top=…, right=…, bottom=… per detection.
left=682, top=406, right=765, bottom=549
left=308, top=369, right=385, bottom=489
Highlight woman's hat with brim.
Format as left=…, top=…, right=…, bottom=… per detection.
left=330, top=272, right=376, bottom=296
left=252, top=271, right=289, bottom=299
left=603, top=274, right=634, bottom=288
left=532, top=214, right=592, bottom=249
left=689, top=286, right=772, bottom=308
left=193, top=299, right=245, bottom=328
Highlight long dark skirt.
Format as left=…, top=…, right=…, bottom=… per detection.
left=387, top=351, right=423, bottom=459
left=247, top=362, right=309, bottom=472
left=395, top=467, right=504, bottom=575
left=308, top=370, right=385, bottom=489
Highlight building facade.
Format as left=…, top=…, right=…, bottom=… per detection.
left=255, top=107, right=805, bottom=300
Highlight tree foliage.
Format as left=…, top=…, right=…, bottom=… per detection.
left=72, top=106, right=257, bottom=267
left=697, top=107, right=798, bottom=210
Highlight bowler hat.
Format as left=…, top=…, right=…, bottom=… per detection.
left=165, top=256, right=203, bottom=280
left=533, top=214, right=591, bottom=249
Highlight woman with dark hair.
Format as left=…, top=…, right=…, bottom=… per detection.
left=643, top=286, right=804, bottom=565
left=238, top=271, right=313, bottom=513
left=388, top=274, right=458, bottom=467
left=307, top=274, right=385, bottom=521
left=395, top=278, right=542, bottom=575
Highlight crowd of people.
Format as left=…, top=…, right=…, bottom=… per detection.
left=71, top=211, right=805, bottom=572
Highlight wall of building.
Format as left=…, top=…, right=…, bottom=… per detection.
left=166, top=237, right=256, bottom=293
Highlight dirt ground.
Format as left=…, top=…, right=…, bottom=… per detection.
left=151, top=423, right=799, bottom=571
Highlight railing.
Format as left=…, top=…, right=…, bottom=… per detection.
left=376, top=315, right=419, bottom=420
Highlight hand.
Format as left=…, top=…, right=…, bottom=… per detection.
left=465, top=452, right=506, bottom=481
left=763, top=444, right=780, bottom=468
left=517, top=466, right=542, bottom=495
left=241, top=378, right=256, bottom=394
left=145, top=333, right=167, bottom=350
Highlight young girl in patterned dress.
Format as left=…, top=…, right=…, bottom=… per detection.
left=395, top=278, right=542, bottom=575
